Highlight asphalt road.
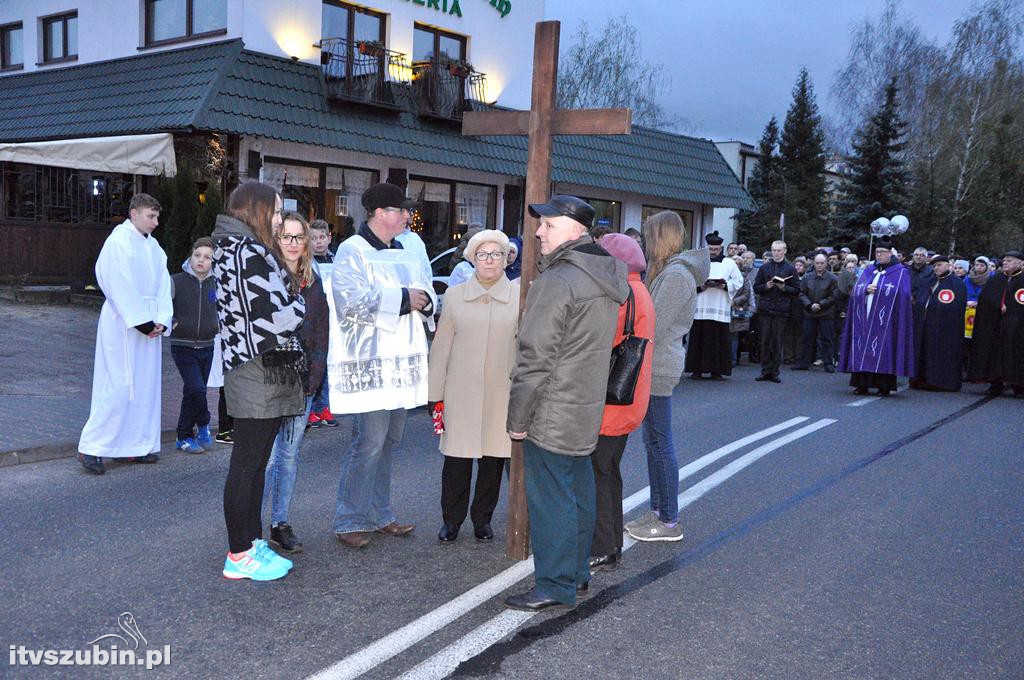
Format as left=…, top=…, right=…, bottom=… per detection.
left=1, top=365, right=1022, bottom=679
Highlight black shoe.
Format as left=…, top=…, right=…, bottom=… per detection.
left=690, top=373, right=704, bottom=380
left=438, top=522, right=460, bottom=543
left=769, top=376, right=781, bottom=383
left=77, top=453, right=105, bottom=475
left=588, top=552, right=619, bottom=572
left=214, top=430, right=234, bottom=444
left=504, top=590, right=572, bottom=612
left=576, top=582, right=590, bottom=598
left=710, top=373, right=725, bottom=381
left=791, top=365, right=809, bottom=371
left=854, top=387, right=869, bottom=395
left=987, top=383, right=1004, bottom=396
left=129, top=453, right=160, bottom=464
left=755, top=375, right=771, bottom=382
left=270, top=522, right=303, bottom=553
left=473, top=523, right=494, bottom=541
left=877, top=388, right=891, bottom=397
left=824, top=365, right=836, bottom=373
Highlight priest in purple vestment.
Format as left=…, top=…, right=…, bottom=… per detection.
left=838, top=237, right=915, bottom=396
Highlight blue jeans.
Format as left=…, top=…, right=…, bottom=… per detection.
left=333, top=408, right=407, bottom=533
left=311, top=372, right=330, bottom=414
left=524, top=440, right=595, bottom=605
left=641, top=395, right=679, bottom=522
left=264, top=396, right=313, bottom=526
left=170, top=344, right=213, bottom=439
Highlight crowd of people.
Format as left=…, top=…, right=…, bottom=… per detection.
left=74, top=185, right=1023, bottom=607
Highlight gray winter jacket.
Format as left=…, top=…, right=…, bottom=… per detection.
left=507, top=235, right=629, bottom=456
left=170, top=261, right=218, bottom=348
left=649, top=248, right=711, bottom=396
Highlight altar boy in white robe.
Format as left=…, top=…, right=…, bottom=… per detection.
left=329, top=183, right=437, bottom=548
left=77, top=194, right=173, bottom=474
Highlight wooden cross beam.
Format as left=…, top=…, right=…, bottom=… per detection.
left=462, top=20, right=631, bottom=561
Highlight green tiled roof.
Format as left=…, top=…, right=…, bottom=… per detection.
left=0, top=39, right=753, bottom=210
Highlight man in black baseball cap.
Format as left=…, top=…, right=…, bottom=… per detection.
left=362, top=182, right=418, bottom=213
left=528, top=195, right=596, bottom=231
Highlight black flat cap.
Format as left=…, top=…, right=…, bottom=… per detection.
left=528, top=195, right=595, bottom=229
left=1002, top=250, right=1024, bottom=260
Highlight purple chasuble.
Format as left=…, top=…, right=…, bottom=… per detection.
left=838, top=262, right=915, bottom=377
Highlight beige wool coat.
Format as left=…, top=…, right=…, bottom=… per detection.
left=428, top=273, right=520, bottom=458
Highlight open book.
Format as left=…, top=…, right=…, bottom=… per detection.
left=771, top=275, right=792, bottom=284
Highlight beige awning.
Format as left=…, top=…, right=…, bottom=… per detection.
left=0, top=133, right=177, bottom=176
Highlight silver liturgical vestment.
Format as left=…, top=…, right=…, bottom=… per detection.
left=328, top=234, right=436, bottom=414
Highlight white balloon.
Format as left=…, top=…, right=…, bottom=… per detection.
left=870, top=217, right=891, bottom=236
left=890, top=215, right=910, bottom=234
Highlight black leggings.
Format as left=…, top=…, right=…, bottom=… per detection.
left=217, top=388, right=233, bottom=433
left=223, top=417, right=282, bottom=554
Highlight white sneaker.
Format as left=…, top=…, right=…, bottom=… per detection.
left=627, top=520, right=684, bottom=542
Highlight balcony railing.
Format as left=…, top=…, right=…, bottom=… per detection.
left=316, top=37, right=410, bottom=110
left=411, top=58, right=490, bottom=122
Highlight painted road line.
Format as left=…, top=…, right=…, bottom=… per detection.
left=306, top=417, right=810, bottom=680
left=621, top=416, right=810, bottom=514
left=392, top=418, right=838, bottom=680
left=846, top=383, right=909, bottom=406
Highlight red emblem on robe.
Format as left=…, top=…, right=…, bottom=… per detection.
left=938, top=289, right=955, bottom=304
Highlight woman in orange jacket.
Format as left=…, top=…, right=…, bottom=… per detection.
left=589, top=233, right=656, bottom=571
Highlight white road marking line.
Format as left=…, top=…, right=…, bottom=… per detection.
left=306, top=417, right=811, bottom=680
left=392, top=418, right=837, bottom=680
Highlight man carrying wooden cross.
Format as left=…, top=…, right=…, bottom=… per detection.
left=504, top=196, right=629, bottom=611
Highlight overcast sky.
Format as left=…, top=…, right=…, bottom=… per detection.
left=544, top=0, right=976, bottom=143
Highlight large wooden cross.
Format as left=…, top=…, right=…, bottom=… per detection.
left=462, top=20, right=632, bottom=560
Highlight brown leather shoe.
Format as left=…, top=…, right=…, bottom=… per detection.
left=375, top=522, right=414, bottom=537
left=335, top=531, right=372, bottom=548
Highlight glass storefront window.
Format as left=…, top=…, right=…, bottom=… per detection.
left=263, top=161, right=322, bottom=223
left=455, top=183, right=496, bottom=232
left=580, top=197, right=620, bottom=232
left=408, top=178, right=452, bottom=260
left=325, top=166, right=376, bottom=244
left=641, top=205, right=694, bottom=239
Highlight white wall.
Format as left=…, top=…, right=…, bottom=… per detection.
left=711, top=140, right=756, bottom=247
left=0, top=0, right=543, bottom=108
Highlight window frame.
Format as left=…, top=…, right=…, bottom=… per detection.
left=408, top=174, right=496, bottom=258
left=412, top=22, right=467, bottom=63
left=41, top=11, right=77, bottom=65
left=321, top=1, right=387, bottom=78
left=0, top=161, right=134, bottom=229
left=143, top=0, right=228, bottom=49
left=1, top=22, right=24, bottom=71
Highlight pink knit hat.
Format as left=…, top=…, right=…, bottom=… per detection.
left=599, top=232, right=646, bottom=273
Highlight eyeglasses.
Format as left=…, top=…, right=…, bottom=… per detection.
left=382, top=207, right=410, bottom=213
left=474, top=251, right=506, bottom=262
left=276, top=234, right=307, bottom=245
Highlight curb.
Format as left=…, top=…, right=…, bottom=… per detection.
left=0, top=429, right=182, bottom=469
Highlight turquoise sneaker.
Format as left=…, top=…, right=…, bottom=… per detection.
left=222, top=546, right=288, bottom=581
left=253, top=539, right=293, bottom=571
left=196, top=425, right=214, bottom=448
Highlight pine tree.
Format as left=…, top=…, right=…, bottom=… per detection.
left=778, top=68, right=828, bottom=254
left=737, top=116, right=784, bottom=251
left=830, top=78, right=909, bottom=253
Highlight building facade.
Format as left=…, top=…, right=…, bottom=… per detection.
left=0, top=0, right=752, bottom=282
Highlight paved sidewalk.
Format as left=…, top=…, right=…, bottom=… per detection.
left=0, top=300, right=222, bottom=465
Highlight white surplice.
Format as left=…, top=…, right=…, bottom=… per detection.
left=694, top=256, right=744, bottom=324
left=78, top=220, right=173, bottom=458
left=328, top=234, right=437, bottom=414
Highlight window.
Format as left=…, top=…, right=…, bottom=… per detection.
left=263, top=158, right=378, bottom=246
left=412, top=23, right=465, bottom=63
left=1, top=162, right=133, bottom=225
left=641, top=205, right=695, bottom=243
left=580, top=197, right=621, bottom=232
left=145, top=0, right=226, bottom=46
left=408, top=176, right=496, bottom=260
left=320, top=1, right=386, bottom=92
left=322, top=1, right=385, bottom=45
left=42, top=12, right=77, bottom=63
left=1, top=22, right=23, bottom=70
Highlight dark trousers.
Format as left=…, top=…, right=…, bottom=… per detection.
left=223, top=417, right=282, bottom=554
left=590, top=434, right=628, bottom=556
left=524, top=440, right=595, bottom=605
left=759, top=315, right=787, bottom=378
left=798, top=317, right=835, bottom=368
left=171, top=345, right=213, bottom=439
left=784, top=314, right=802, bottom=363
left=218, top=388, right=233, bottom=434
left=440, top=455, right=505, bottom=526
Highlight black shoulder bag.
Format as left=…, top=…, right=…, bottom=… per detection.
left=606, top=289, right=650, bottom=405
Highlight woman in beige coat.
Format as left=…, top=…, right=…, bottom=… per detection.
left=428, top=229, right=520, bottom=543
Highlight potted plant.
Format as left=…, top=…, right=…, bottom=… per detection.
left=357, top=40, right=386, bottom=58
left=447, top=59, right=473, bottom=78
